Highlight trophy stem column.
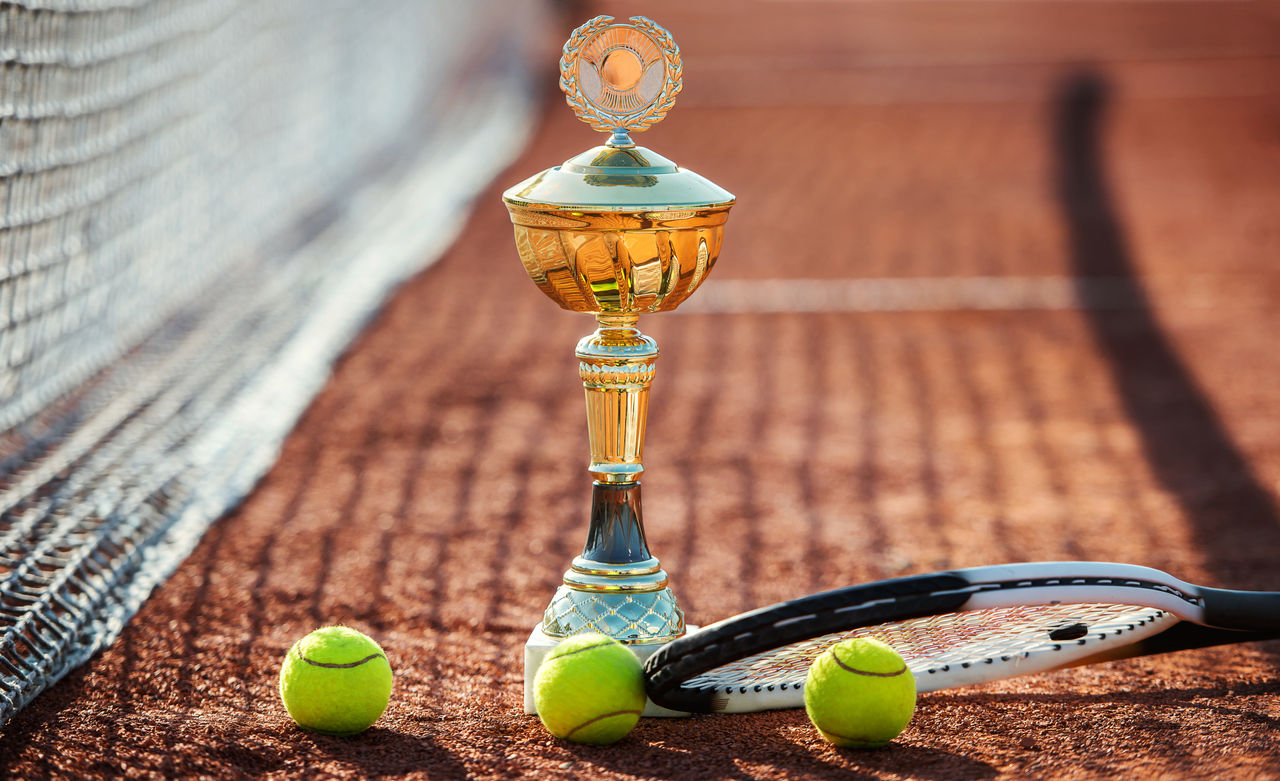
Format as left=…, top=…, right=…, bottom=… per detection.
left=539, top=313, right=686, bottom=644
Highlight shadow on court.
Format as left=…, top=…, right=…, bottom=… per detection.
left=538, top=725, right=1000, bottom=781
left=302, top=729, right=472, bottom=780
left=1053, top=72, right=1280, bottom=588
left=927, top=681, right=1280, bottom=763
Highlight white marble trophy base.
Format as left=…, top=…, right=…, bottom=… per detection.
left=523, top=623, right=699, bottom=717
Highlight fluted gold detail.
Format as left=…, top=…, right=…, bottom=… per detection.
left=506, top=206, right=729, bottom=315
left=579, top=362, right=657, bottom=387
left=577, top=316, right=656, bottom=484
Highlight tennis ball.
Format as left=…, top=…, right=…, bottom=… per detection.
left=804, top=637, right=916, bottom=749
left=533, top=632, right=645, bottom=745
left=279, top=626, right=393, bottom=736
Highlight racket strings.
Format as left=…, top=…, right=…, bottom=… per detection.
left=683, top=603, right=1171, bottom=692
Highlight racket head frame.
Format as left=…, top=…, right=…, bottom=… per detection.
left=643, top=561, right=1280, bottom=713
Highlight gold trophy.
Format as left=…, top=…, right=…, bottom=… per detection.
left=504, top=16, right=733, bottom=712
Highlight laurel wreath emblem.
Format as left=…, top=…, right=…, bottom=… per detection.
left=559, top=15, right=683, bottom=135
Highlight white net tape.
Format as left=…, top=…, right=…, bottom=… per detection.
left=0, top=0, right=544, bottom=723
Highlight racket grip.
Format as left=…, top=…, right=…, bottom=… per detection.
left=1198, top=587, right=1280, bottom=632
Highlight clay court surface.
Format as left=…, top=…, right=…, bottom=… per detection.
left=3, top=0, right=1280, bottom=777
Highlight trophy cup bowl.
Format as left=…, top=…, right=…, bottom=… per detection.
left=504, top=146, right=733, bottom=316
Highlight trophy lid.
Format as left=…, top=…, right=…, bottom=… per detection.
left=502, top=15, right=733, bottom=213
left=502, top=144, right=733, bottom=212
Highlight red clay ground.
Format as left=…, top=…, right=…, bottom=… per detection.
left=3, top=1, right=1280, bottom=778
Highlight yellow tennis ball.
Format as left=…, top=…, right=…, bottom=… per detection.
left=533, top=632, right=645, bottom=745
left=279, top=626, right=393, bottom=736
left=804, top=637, right=916, bottom=749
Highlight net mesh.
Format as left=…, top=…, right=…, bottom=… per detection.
left=0, top=0, right=543, bottom=724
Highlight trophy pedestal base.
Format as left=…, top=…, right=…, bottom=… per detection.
left=523, top=623, right=698, bottom=718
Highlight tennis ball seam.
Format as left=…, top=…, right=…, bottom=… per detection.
left=297, top=649, right=386, bottom=669
left=566, top=709, right=643, bottom=740
left=829, top=649, right=907, bottom=677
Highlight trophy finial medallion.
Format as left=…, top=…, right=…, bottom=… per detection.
left=559, top=16, right=682, bottom=146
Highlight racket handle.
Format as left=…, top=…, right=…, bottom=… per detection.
left=1198, top=587, right=1280, bottom=632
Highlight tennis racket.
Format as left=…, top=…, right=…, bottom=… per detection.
left=643, top=561, right=1280, bottom=713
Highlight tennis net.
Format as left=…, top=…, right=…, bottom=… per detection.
left=0, top=0, right=547, bottom=724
